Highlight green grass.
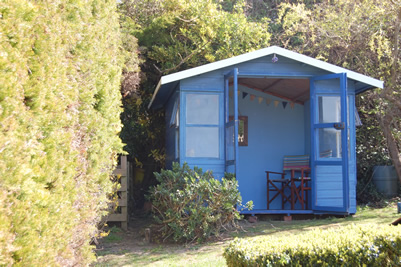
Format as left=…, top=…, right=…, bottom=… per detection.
left=102, top=226, right=123, bottom=243
left=94, top=204, right=400, bottom=267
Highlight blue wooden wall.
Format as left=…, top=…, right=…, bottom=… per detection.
left=165, top=55, right=357, bottom=214
left=232, top=84, right=306, bottom=210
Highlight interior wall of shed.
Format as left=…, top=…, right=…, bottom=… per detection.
left=229, top=81, right=311, bottom=210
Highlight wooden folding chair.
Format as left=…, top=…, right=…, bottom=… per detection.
left=266, top=155, right=311, bottom=210
left=266, top=171, right=291, bottom=210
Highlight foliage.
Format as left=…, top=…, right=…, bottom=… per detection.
left=270, top=0, right=401, bottom=193
left=118, top=0, right=271, bottom=208
left=224, top=224, right=401, bottom=266
left=148, top=163, right=246, bottom=243
left=0, top=0, right=123, bottom=265
left=216, top=0, right=323, bottom=21
left=123, top=0, right=271, bottom=74
left=356, top=180, right=384, bottom=206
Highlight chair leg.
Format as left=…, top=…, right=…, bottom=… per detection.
left=267, top=181, right=270, bottom=210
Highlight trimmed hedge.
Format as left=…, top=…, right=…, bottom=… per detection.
left=0, top=0, right=123, bottom=265
left=224, top=224, right=401, bottom=266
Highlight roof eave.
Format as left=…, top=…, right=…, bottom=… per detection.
left=148, top=46, right=384, bottom=108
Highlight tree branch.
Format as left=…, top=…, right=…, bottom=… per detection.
left=159, top=41, right=211, bottom=74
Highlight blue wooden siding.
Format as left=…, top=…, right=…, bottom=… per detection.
left=164, top=54, right=358, bottom=214
left=315, top=165, right=344, bottom=207
left=348, top=92, right=357, bottom=214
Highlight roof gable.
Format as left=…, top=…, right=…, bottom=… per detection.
left=149, top=46, right=384, bottom=108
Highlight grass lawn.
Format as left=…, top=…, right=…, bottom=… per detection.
left=94, top=203, right=400, bottom=267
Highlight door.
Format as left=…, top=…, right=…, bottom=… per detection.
left=224, top=69, right=239, bottom=175
left=310, top=73, right=349, bottom=213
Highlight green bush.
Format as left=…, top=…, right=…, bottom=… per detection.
left=149, top=163, right=248, bottom=243
left=224, top=224, right=401, bottom=266
left=0, top=0, right=123, bottom=265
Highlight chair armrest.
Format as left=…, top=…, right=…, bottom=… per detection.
left=265, top=171, right=285, bottom=175
left=265, top=170, right=286, bottom=180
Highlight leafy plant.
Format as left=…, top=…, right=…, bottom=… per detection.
left=148, top=163, right=249, bottom=243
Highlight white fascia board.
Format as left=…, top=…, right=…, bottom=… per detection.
left=275, top=47, right=384, bottom=89
left=161, top=46, right=278, bottom=85
left=150, top=46, right=383, bottom=108
left=160, top=46, right=383, bottom=89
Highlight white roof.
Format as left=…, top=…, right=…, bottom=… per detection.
left=149, top=46, right=383, bottom=108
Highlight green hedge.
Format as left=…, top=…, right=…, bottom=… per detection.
left=0, top=0, right=123, bottom=265
left=224, top=224, right=401, bottom=266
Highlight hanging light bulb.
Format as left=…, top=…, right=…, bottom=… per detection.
left=272, top=53, right=278, bottom=63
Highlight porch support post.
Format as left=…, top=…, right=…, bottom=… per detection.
left=233, top=68, right=239, bottom=175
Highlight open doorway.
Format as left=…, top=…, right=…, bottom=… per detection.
left=228, top=77, right=311, bottom=210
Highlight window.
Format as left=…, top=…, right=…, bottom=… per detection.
left=318, top=96, right=341, bottom=158
left=186, top=94, right=219, bottom=124
left=185, top=93, right=220, bottom=158
left=169, top=99, right=180, bottom=159
left=170, top=99, right=179, bottom=127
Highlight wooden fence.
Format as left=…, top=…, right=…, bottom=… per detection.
left=107, top=155, right=129, bottom=230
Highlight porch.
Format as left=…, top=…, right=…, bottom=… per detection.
left=224, top=70, right=354, bottom=215
left=227, top=75, right=314, bottom=213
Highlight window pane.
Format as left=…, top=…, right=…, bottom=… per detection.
left=318, top=128, right=341, bottom=158
left=226, top=124, right=234, bottom=161
left=186, top=127, right=219, bottom=158
left=318, top=96, right=341, bottom=123
left=175, top=128, right=179, bottom=159
left=186, top=94, right=219, bottom=125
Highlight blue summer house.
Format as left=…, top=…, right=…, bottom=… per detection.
left=149, top=46, right=383, bottom=216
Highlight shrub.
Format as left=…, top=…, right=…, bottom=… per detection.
left=148, top=163, right=247, bottom=243
left=0, top=0, right=123, bottom=265
left=224, top=224, right=401, bottom=266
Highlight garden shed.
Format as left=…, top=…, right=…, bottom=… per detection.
left=149, top=46, right=383, bottom=215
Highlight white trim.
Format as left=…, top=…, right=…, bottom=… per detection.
left=278, top=47, right=383, bottom=89
left=149, top=46, right=383, bottom=108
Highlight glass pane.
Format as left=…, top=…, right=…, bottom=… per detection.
left=186, top=94, right=219, bottom=125
left=175, top=128, right=179, bottom=159
left=347, top=95, right=350, bottom=125
left=318, top=128, right=342, bottom=158
left=318, top=96, right=341, bottom=123
left=186, top=127, right=219, bottom=158
left=347, top=127, right=351, bottom=159
left=226, top=124, right=234, bottom=161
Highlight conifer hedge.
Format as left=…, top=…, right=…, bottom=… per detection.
left=0, top=0, right=123, bottom=265
left=224, top=224, right=401, bottom=266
